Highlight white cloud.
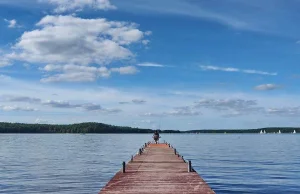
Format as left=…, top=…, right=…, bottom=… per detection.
left=43, top=100, right=80, bottom=108
left=243, top=70, right=277, bottom=76
left=200, top=65, right=239, bottom=72
left=41, top=72, right=97, bottom=83
left=266, top=107, right=300, bottom=117
left=137, top=62, right=164, bottom=67
left=200, top=65, right=277, bottom=76
left=9, top=15, right=147, bottom=65
left=145, top=31, right=152, bottom=36
left=111, top=66, right=139, bottom=75
left=132, top=99, right=146, bottom=104
left=142, top=40, right=150, bottom=45
left=2, top=74, right=300, bottom=128
left=4, top=15, right=149, bottom=82
left=41, top=64, right=110, bottom=82
left=254, top=84, right=281, bottom=91
left=23, top=63, right=31, bottom=69
left=0, top=57, right=11, bottom=67
left=35, top=118, right=52, bottom=124
left=4, top=19, right=18, bottom=28
left=194, top=98, right=262, bottom=113
left=139, top=112, right=163, bottom=117
left=0, top=105, right=37, bottom=112
left=164, top=106, right=201, bottom=116
left=119, top=101, right=130, bottom=104
left=1, top=95, right=41, bottom=103
left=44, top=0, right=116, bottom=13
left=41, top=100, right=121, bottom=114
left=41, top=64, right=138, bottom=82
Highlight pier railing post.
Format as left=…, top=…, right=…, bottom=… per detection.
left=174, top=149, right=177, bottom=155
left=131, top=155, right=133, bottom=162
left=139, top=148, right=142, bottom=155
left=188, top=160, right=192, bottom=172
left=122, top=161, right=126, bottom=173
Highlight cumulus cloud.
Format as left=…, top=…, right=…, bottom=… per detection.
left=42, top=100, right=121, bottom=113
left=111, top=66, right=139, bottom=75
left=266, top=107, right=300, bottom=117
left=1, top=95, right=41, bottom=103
left=40, top=64, right=110, bottom=82
left=101, top=108, right=122, bottom=114
left=145, top=31, right=152, bottom=36
left=0, top=105, right=37, bottom=112
left=81, top=103, right=102, bottom=111
left=254, top=84, right=281, bottom=91
left=41, top=72, right=97, bottom=83
left=139, top=112, right=163, bottom=117
left=200, top=65, right=277, bottom=76
left=40, top=64, right=138, bottom=82
left=81, top=103, right=121, bottom=113
left=9, top=15, right=147, bottom=65
left=4, top=19, right=18, bottom=28
left=119, top=99, right=147, bottom=105
left=137, top=62, right=165, bottom=67
left=139, top=106, right=201, bottom=118
left=142, top=40, right=150, bottom=45
left=164, top=106, right=201, bottom=116
left=132, top=99, right=146, bottom=104
left=194, top=98, right=257, bottom=109
left=44, top=0, right=116, bottom=13
left=35, top=118, right=52, bottom=124
left=119, top=101, right=130, bottom=104
left=5, top=15, right=149, bottom=82
left=43, top=100, right=80, bottom=108
left=0, top=57, right=11, bottom=67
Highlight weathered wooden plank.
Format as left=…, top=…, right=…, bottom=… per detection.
left=99, top=143, right=215, bottom=194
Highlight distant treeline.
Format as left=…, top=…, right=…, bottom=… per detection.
left=0, top=122, right=298, bottom=134
left=0, top=122, right=180, bottom=133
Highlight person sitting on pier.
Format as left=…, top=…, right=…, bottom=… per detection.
left=153, top=130, right=160, bottom=144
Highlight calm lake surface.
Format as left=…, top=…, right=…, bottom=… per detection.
left=1, top=134, right=300, bottom=194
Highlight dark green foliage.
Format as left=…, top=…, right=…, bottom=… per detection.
left=0, top=122, right=299, bottom=133
left=0, top=122, right=176, bottom=133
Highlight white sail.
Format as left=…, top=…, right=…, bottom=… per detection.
left=293, top=130, right=296, bottom=134
left=260, top=130, right=263, bottom=134
left=263, top=130, right=266, bottom=134
left=278, top=130, right=281, bottom=134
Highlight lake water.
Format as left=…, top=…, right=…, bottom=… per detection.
left=0, top=134, right=300, bottom=194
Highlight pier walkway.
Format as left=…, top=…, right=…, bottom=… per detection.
left=99, top=142, right=215, bottom=194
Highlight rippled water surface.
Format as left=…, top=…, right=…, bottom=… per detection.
left=1, top=134, right=300, bottom=194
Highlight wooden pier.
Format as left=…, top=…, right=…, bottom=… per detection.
left=99, top=142, right=215, bottom=194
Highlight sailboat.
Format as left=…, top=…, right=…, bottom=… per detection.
left=293, top=130, right=296, bottom=134
left=278, top=130, right=281, bottom=134
left=263, top=130, right=266, bottom=134
left=260, top=130, right=263, bottom=134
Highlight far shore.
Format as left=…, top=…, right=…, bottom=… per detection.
left=0, top=122, right=298, bottom=134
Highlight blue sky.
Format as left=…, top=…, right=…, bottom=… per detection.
left=1, top=0, right=300, bottom=130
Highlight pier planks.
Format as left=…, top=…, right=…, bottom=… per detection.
left=99, top=143, right=215, bottom=194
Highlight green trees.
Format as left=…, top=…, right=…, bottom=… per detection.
left=0, top=122, right=298, bottom=133
left=0, top=122, right=160, bottom=133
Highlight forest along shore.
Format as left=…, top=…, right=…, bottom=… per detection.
left=0, top=122, right=299, bottom=134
